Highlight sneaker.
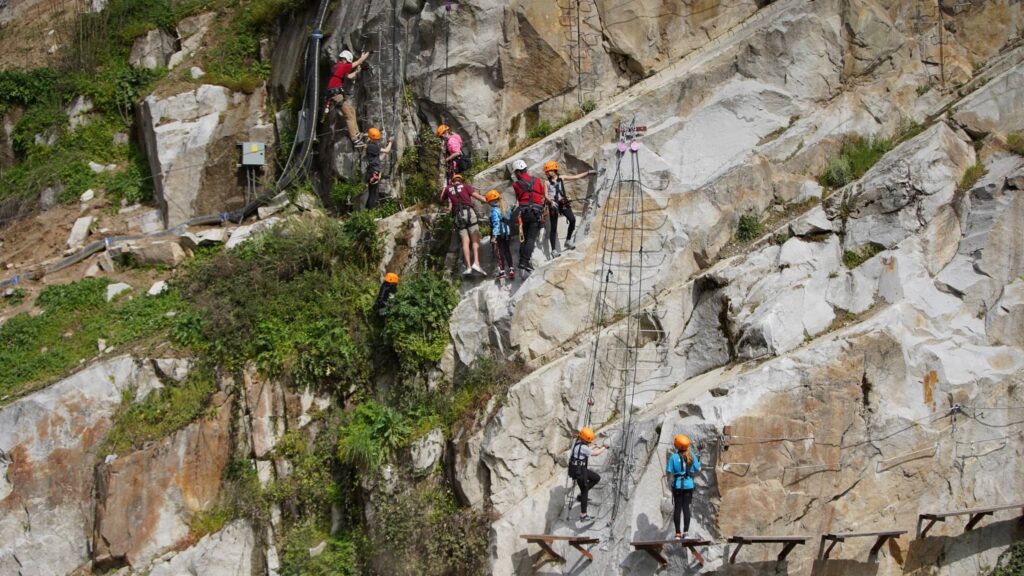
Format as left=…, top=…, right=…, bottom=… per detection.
left=519, top=262, right=533, bottom=273
left=579, top=514, right=593, bottom=522
left=472, top=264, right=486, bottom=275
left=551, top=249, right=561, bottom=258
left=675, top=532, right=684, bottom=540
left=497, top=272, right=506, bottom=279
left=463, top=267, right=473, bottom=275
left=565, top=240, right=575, bottom=250
left=508, top=270, right=516, bottom=280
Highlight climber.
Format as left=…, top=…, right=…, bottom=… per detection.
left=665, top=434, right=701, bottom=539
left=373, top=272, right=400, bottom=315
left=486, top=189, right=515, bottom=280
left=365, top=127, right=394, bottom=209
left=544, top=161, right=594, bottom=254
left=440, top=174, right=488, bottom=275
left=510, top=159, right=546, bottom=273
left=437, top=124, right=468, bottom=183
left=568, top=427, right=608, bottom=522
left=325, top=49, right=371, bottom=147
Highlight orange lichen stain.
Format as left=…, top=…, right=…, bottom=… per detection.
left=922, top=370, right=938, bottom=408
left=882, top=256, right=896, bottom=271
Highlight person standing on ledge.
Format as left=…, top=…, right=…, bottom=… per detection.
left=568, top=427, right=608, bottom=522
left=666, top=434, right=700, bottom=539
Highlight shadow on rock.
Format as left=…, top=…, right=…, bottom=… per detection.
left=903, top=517, right=1024, bottom=574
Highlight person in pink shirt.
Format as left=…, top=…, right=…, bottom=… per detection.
left=437, top=124, right=466, bottom=183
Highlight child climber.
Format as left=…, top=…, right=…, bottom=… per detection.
left=665, top=434, right=701, bottom=539
left=486, top=190, right=515, bottom=280
left=568, top=427, right=608, bottom=522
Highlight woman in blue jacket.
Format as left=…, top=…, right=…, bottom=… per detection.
left=665, top=434, right=700, bottom=539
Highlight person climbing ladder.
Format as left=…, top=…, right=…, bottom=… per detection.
left=437, top=124, right=468, bottom=184
left=568, top=427, right=608, bottom=522
left=365, top=127, right=393, bottom=209
left=666, top=434, right=700, bottom=539
left=325, top=49, right=371, bottom=147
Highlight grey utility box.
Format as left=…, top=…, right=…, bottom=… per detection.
left=240, top=142, right=266, bottom=166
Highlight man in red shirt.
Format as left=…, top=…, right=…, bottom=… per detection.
left=510, top=159, right=545, bottom=273
left=325, top=50, right=370, bottom=146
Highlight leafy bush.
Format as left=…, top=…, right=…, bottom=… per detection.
left=2, top=288, right=26, bottom=307
left=331, top=178, right=367, bottom=209
left=279, top=520, right=359, bottom=576
left=381, top=271, right=459, bottom=373
left=958, top=162, right=987, bottom=193
left=336, top=400, right=412, bottom=469
left=203, top=0, right=304, bottom=92
left=366, top=482, right=490, bottom=576
left=103, top=369, right=218, bottom=453
left=527, top=120, right=553, bottom=140
left=340, top=209, right=381, bottom=268
left=105, top=148, right=154, bottom=206
left=735, top=213, right=763, bottom=243
left=842, top=242, right=885, bottom=269
left=0, top=278, right=183, bottom=400
left=1007, top=133, right=1024, bottom=156
left=818, top=136, right=894, bottom=188
left=916, top=84, right=931, bottom=97
left=11, top=103, right=65, bottom=156
left=403, top=173, right=435, bottom=205
left=177, top=217, right=376, bottom=394
left=0, top=69, right=60, bottom=107
left=581, top=99, right=597, bottom=114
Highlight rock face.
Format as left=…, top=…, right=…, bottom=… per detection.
left=427, top=1, right=1024, bottom=575
left=92, top=396, right=232, bottom=569
left=138, top=85, right=275, bottom=228
left=129, top=28, right=178, bottom=70
left=0, top=357, right=161, bottom=576
left=145, top=520, right=257, bottom=576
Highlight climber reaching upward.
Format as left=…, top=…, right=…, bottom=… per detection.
left=325, top=49, right=371, bottom=147
left=568, top=427, right=608, bottom=522
left=544, top=161, right=594, bottom=254
left=666, top=434, right=700, bottom=539
left=437, top=124, right=468, bottom=182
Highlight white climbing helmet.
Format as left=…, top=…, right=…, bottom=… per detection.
left=511, top=159, right=528, bottom=172
left=339, top=50, right=353, bottom=61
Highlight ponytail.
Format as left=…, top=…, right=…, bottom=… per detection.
left=682, top=447, right=693, bottom=467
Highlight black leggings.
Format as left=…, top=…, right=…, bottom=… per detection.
left=549, top=203, right=576, bottom=249
left=673, top=488, right=694, bottom=534
left=494, top=235, right=514, bottom=273
left=576, top=469, right=600, bottom=514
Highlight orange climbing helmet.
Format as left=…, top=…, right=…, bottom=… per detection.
left=674, top=434, right=690, bottom=450
left=367, top=127, right=381, bottom=141
left=579, top=427, right=595, bottom=443
left=544, top=161, right=559, bottom=173
left=485, top=189, right=500, bottom=202
left=451, top=173, right=464, bottom=182
left=384, top=272, right=399, bottom=284
left=436, top=124, right=449, bottom=137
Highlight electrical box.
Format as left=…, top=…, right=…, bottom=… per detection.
left=240, top=142, right=266, bottom=166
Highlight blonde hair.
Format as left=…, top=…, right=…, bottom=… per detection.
left=681, top=447, right=693, bottom=467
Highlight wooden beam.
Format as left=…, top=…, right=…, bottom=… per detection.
left=965, top=511, right=994, bottom=532
left=570, top=540, right=594, bottom=561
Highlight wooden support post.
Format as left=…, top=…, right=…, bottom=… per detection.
left=730, top=541, right=745, bottom=564
left=778, top=541, right=799, bottom=561
left=820, top=537, right=841, bottom=560
left=570, top=540, right=594, bottom=561
left=917, top=515, right=941, bottom=538
left=535, top=540, right=565, bottom=564
left=870, top=534, right=891, bottom=556
left=965, top=511, right=994, bottom=532
left=687, top=544, right=706, bottom=566
left=637, top=544, right=668, bottom=567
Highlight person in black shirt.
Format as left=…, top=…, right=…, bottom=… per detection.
left=365, top=127, right=393, bottom=209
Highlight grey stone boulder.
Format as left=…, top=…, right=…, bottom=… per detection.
left=987, top=279, right=1024, bottom=346
left=146, top=520, right=256, bottom=576
left=66, top=216, right=93, bottom=250
left=105, top=282, right=132, bottom=302
left=954, top=63, right=1024, bottom=138
left=129, top=28, right=178, bottom=70
left=125, top=240, right=189, bottom=268
left=225, top=217, right=281, bottom=250
left=410, top=428, right=445, bottom=474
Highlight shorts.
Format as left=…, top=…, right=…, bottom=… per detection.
left=455, top=205, right=480, bottom=239
left=457, top=223, right=480, bottom=239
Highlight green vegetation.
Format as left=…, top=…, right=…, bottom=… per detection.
left=336, top=400, right=413, bottom=469
left=279, top=520, right=360, bottom=576
left=399, top=126, right=443, bottom=206
left=735, top=213, right=764, bottom=243
left=0, top=278, right=183, bottom=401
left=818, top=136, right=894, bottom=189
left=842, top=242, right=885, bottom=269
left=202, top=0, right=304, bottom=91
left=381, top=271, right=459, bottom=374
left=916, top=84, right=932, bottom=97
left=581, top=99, right=597, bottom=114
left=1007, top=132, right=1024, bottom=156
left=527, top=120, right=554, bottom=140
left=2, top=288, right=26, bottom=307
left=958, top=162, right=987, bottom=193
left=988, top=542, right=1024, bottom=576
left=103, top=369, right=218, bottom=453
